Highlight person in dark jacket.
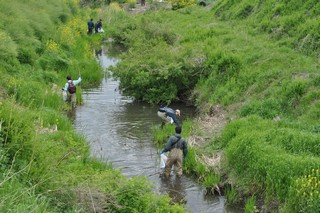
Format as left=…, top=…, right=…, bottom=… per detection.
left=160, top=126, right=188, bottom=178
left=87, top=18, right=94, bottom=35
left=157, top=107, right=180, bottom=128
left=95, top=19, right=101, bottom=33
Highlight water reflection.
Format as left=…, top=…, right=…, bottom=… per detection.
left=65, top=106, right=76, bottom=123
left=95, top=49, right=102, bottom=57
left=159, top=176, right=187, bottom=204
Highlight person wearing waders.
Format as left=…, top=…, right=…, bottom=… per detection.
left=63, top=75, right=82, bottom=108
left=157, top=107, right=180, bottom=128
left=160, top=126, right=188, bottom=178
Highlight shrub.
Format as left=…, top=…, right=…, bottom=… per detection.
left=169, top=0, right=196, bottom=10
left=127, top=0, right=136, bottom=9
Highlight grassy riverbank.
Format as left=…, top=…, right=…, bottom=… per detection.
left=101, top=1, right=320, bottom=212
left=0, top=1, right=186, bottom=212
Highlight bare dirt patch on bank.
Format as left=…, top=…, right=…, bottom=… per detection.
left=189, top=104, right=230, bottom=172
left=189, top=104, right=229, bottom=147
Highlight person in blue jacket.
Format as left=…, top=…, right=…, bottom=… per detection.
left=157, top=107, right=180, bottom=128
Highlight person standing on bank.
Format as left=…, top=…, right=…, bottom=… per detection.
left=87, top=18, right=94, bottom=35
left=63, top=75, right=82, bottom=108
left=157, top=107, right=180, bottom=128
left=95, top=19, right=103, bottom=33
left=160, top=126, right=188, bottom=178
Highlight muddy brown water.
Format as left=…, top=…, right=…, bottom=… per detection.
left=73, top=45, right=239, bottom=213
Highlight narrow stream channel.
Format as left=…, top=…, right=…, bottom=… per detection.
left=73, top=45, right=236, bottom=213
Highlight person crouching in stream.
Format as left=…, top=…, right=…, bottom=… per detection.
left=157, top=107, right=180, bottom=128
left=160, top=126, right=188, bottom=178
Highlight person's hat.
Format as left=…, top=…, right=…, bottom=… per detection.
left=176, top=109, right=180, bottom=116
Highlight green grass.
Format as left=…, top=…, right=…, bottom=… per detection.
left=105, top=1, right=320, bottom=211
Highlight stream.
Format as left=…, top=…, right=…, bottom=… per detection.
left=73, top=45, right=237, bottom=213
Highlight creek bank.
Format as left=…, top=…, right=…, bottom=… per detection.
left=189, top=105, right=281, bottom=212
left=74, top=45, right=236, bottom=212
left=188, top=105, right=230, bottom=185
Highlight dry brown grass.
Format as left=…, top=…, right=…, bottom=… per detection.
left=189, top=104, right=229, bottom=175
left=74, top=186, right=121, bottom=213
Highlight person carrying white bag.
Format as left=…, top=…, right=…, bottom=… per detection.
left=159, top=126, right=188, bottom=178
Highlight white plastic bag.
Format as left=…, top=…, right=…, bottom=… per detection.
left=98, top=28, right=104, bottom=33
left=62, top=91, right=67, bottom=101
left=160, top=153, right=167, bottom=169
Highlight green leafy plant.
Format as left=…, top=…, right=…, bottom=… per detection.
left=225, top=186, right=238, bottom=205
left=286, top=168, right=320, bottom=213
left=168, top=0, right=196, bottom=10
left=244, top=196, right=258, bottom=213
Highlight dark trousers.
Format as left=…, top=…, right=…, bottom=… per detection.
left=88, top=28, right=93, bottom=35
